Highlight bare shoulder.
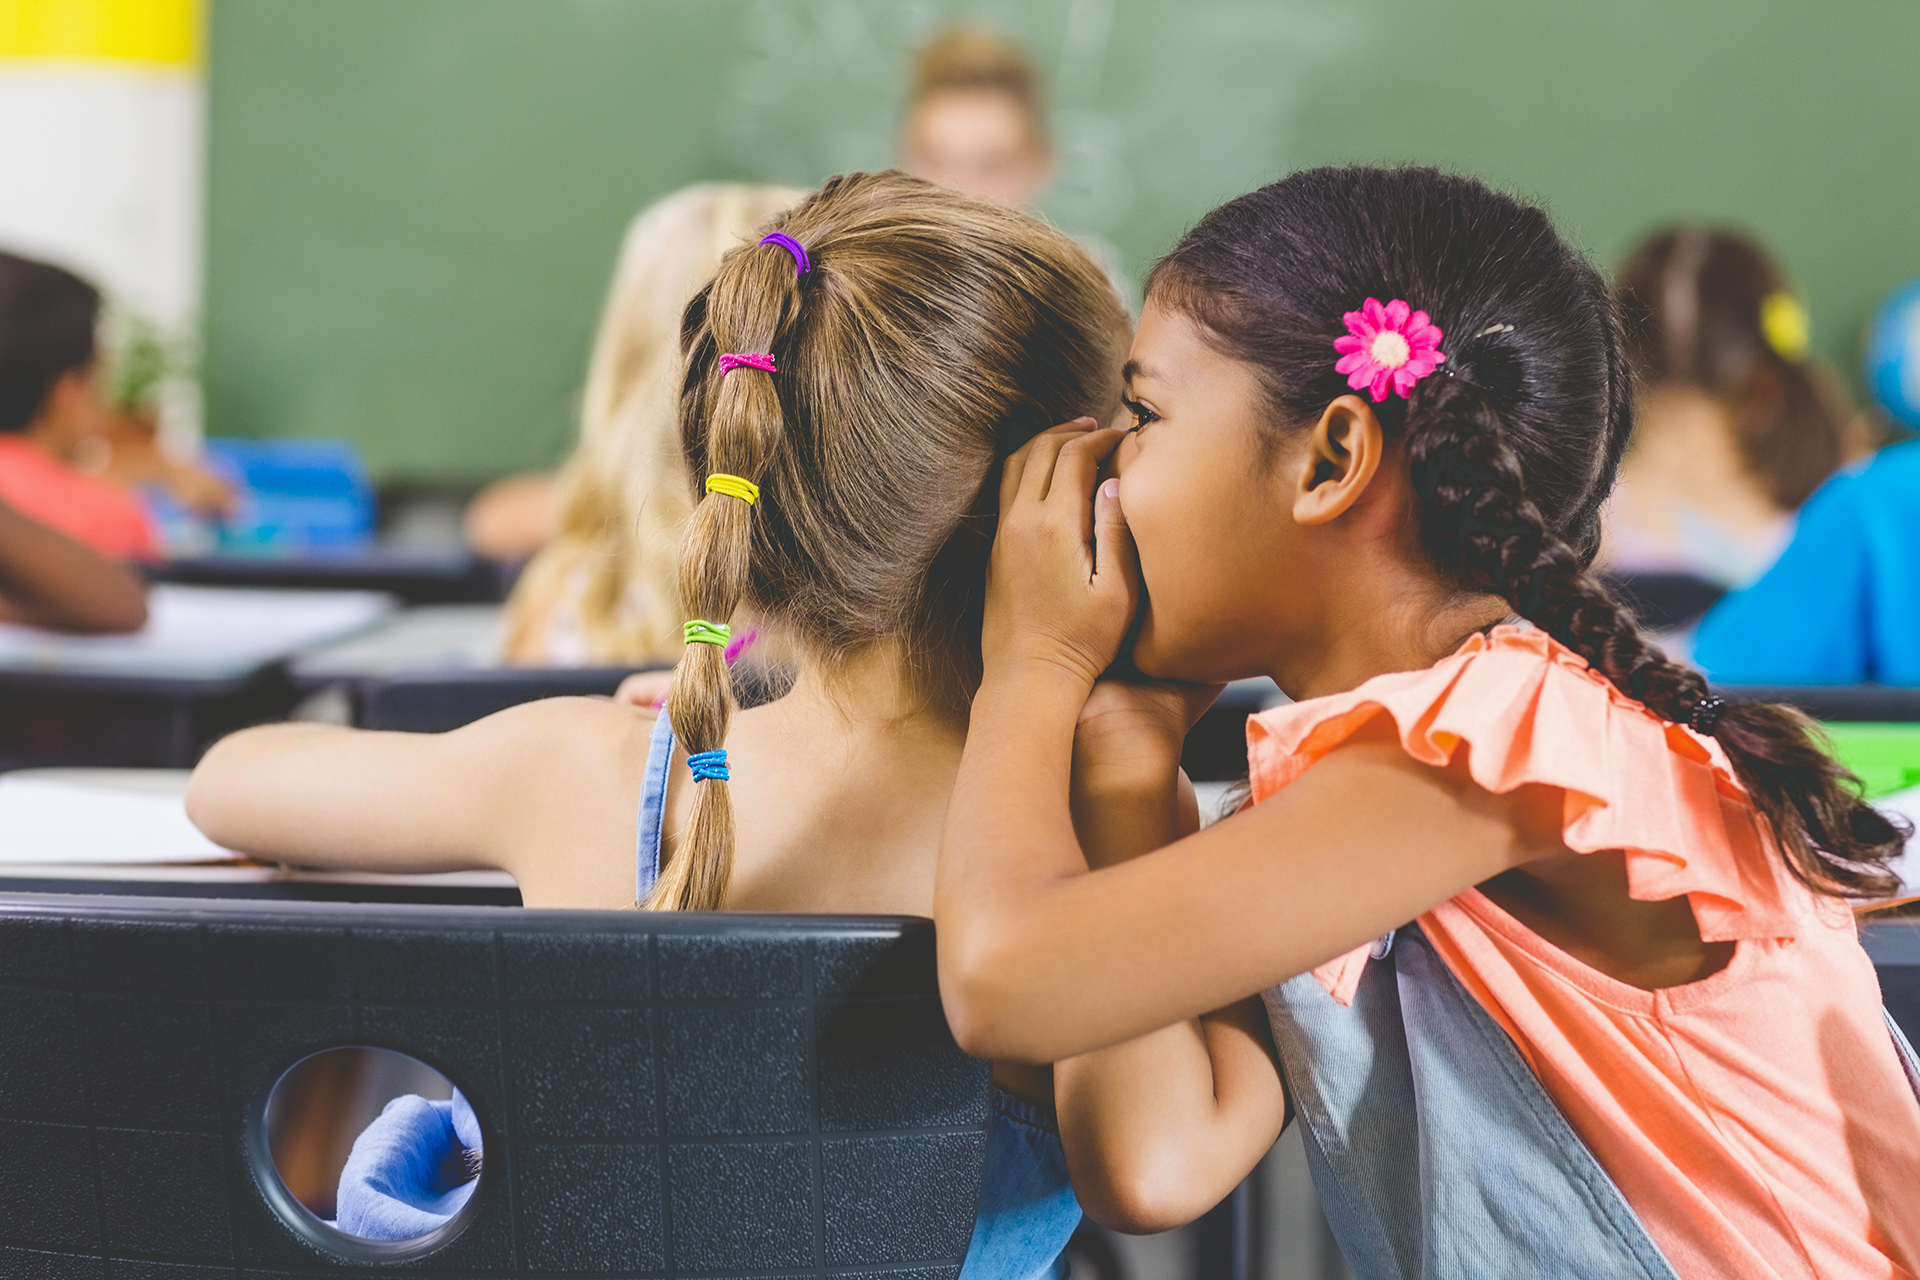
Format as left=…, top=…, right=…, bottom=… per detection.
left=448, top=697, right=662, bottom=905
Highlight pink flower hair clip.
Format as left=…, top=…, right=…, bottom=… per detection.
left=1334, top=297, right=1446, bottom=401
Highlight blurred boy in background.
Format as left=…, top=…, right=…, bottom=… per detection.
left=0, top=250, right=158, bottom=560
left=900, top=26, right=1056, bottom=209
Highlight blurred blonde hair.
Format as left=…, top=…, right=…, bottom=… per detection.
left=504, top=182, right=804, bottom=663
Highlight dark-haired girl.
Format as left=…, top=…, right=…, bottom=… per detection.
left=936, top=167, right=1920, bottom=1277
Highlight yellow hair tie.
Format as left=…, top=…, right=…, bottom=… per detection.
left=705, top=473, right=758, bottom=505
left=683, top=620, right=731, bottom=647
left=1761, top=292, right=1810, bottom=362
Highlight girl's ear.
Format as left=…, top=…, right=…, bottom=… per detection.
left=1290, top=394, right=1386, bottom=527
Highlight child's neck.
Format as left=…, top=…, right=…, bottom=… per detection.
left=1273, top=576, right=1511, bottom=703
left=715, top=641, right=968, bottom=915
left=776, top=643, right=967, bottom=737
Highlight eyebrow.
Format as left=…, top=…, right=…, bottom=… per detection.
left=1121, top=359, right=1155, bottom=385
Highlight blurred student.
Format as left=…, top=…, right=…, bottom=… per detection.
left=1692, top=435, right=1920, bottom=684
left=1603, top=228, right=1855, bottom=588
left=189, top=172, right=1128, bottom=1269
left=0, top=496, right=147, bottom=632
left=901, top=25, right=1136, bottom=316
left=0, top=251, right=159, bottom=560
left=901, top=26, right=1056, bottom=209
left=499, top=183, right=803, bottom=664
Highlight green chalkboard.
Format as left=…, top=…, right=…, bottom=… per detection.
left=205, top=0, right=1920, bottom=481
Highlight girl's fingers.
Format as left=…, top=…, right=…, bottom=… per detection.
left=1092, top=478, right=1139, bottom=597
left=1014, top=418, right=1099, bottom=506
left=1046, top=428, right=1127, bottom=510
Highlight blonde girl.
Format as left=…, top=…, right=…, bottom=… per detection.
left=499, top=182, right=802, bottom=663
left=190, top=170, right=1127, bottom=1278
left=935, top=166, right=1919, bottom=1278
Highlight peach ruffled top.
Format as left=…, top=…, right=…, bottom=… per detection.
left=1246, top=626, right=1920, bottom=1280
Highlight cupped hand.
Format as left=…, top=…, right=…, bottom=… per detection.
left=1074, top=674, right=1226, bottom=779
left=982, top=420, right=1138, bottom=690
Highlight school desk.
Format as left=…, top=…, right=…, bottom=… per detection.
left=0, top=768, right=521, bottom=905
left=154, top=546, right=510, bottom=606
left=0, top=586, right=395, bottom=768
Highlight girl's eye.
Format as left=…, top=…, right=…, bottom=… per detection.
left=1121, top=395, right=1160, bottom=431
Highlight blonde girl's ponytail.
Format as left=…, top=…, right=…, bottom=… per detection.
left=643, top=233, right=807, bottom=911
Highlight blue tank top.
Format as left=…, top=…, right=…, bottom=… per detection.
left=636, top=713, right=1079, bottom=1279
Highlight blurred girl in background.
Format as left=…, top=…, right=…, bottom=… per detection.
left=1603, top=227, right=1859, bottom=588
left=496, top=183, right=802, bottom=664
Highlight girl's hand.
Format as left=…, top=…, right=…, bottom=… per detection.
left=983, top=420, right=1137, bottom=690
left=1075, top=676, right=1224, bottom=784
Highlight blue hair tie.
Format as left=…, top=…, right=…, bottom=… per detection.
left=687, top=749, right=729, bottom=782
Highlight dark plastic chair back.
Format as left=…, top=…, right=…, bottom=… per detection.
left=0, top=896, right=988, bottom=1277
left=1713, top=685, right=1920, bottom=722
left=1866, top=919, right=1920, bottom=1044
left=361, top=668, right=649, bottom=733
left=360, top=665, right=790, bottom=734
left=1602, top=571, right=1727, bottom=633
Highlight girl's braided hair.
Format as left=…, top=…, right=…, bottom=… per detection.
left=1152, top=165, right=1904, bottom=898
left=649, top=170, right=1128, bottom=910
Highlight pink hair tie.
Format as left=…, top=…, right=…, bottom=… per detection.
left=759, top=231, right=810, bottom=275
left=719, top=352, right=776, bottom=377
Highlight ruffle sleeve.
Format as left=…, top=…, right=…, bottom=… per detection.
left=1245, top=625, right=1811, bottom=1005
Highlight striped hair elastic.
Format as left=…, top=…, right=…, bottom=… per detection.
left=705, top=473, right=758, bottom=505
left=683, top=620, right=730, bottom=647
left=718, top=352, right=775, bottom=377
left=759, top=232, right=810, bottom=275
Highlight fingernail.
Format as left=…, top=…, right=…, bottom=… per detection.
left=1100, top=479, right=1119, bottom=500
left=1075, top=416, right=1097, bottom=425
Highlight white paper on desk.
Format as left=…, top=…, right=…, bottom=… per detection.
left=0, top=585, right=395, bottom=680
left=1874, top=784, right=1920, bottom=900
left=0, top=774, right=240, bottom=864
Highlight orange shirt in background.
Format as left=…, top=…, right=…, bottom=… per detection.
left=0, top=435, right=158, bottom=561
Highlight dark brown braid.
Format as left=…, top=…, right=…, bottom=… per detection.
left=1406, top=371, right=1905, bottom=898
left=1154, top=165, right=1907, bottom=900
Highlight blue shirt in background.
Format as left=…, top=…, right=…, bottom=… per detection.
left=1694, top=440, right=1920, bottom=686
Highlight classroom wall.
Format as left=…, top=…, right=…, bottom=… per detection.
left=204, top=0, right=1920, bottom=482
left=1, top=0, right=205, bottom=441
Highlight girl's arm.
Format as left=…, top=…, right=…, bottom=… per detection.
left=1056, top=688, right=1288, bottom=1232
left=936, top=425, right=1569, bottom=1063
left=0, top=498, right=148, bottom=633
left=185, top=698, right=654, bottom=907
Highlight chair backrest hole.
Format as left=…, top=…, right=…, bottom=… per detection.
left=259, top=1046, right=482, bottom=1259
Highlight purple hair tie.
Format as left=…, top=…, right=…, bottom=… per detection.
left=718, top=352, right=776, bottom=377
left=759, top=232, right=810, bottom=276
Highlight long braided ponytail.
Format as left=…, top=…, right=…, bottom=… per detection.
left=642, top=233, right=803, bottom=911
left=1154, top=165, right=1906, bottom=900
left=646, top=172, right=1129, bottom=910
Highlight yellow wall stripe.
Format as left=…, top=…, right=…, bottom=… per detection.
left=0, top=0, right=200, bottom=66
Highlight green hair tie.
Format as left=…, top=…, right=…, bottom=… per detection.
left=683, top=620, right=731, bottom=647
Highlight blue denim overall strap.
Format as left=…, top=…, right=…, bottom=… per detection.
left=958, top=1086, right=1080, bottom=1280
left=1888, top=1009, right=1920, bottom=1097
left=1263, top=923, right=1679, bottom=1280
left=635, top=711, right=674, bottom=900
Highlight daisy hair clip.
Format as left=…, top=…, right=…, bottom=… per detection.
left=1334, top=297, right=1446, bottom=401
